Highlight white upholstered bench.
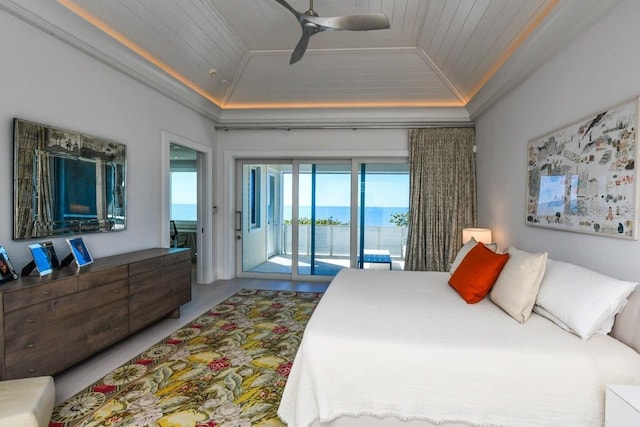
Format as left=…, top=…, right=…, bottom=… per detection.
left=0, top=376, right=55, bottom=427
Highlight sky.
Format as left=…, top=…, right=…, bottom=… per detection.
left=170, top=170, right=410, bottom=207
left=171, top=172, right=197, bottom=204
left=284, top=173, right=409, bottom=207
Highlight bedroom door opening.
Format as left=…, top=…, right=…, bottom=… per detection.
left=169, top=144, right=198, bottom=265
left=163, top=131, right=214, bottom=285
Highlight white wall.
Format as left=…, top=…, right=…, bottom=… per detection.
left=215, top=128, right=409, bottom=279
left=474, top=0, right=640, bottom=280
left=0, top=10, right=217, bottom=270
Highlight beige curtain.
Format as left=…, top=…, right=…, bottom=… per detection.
left=404, top=128, right=476, bottom=271
left=15, top=121, right=53, bottom=238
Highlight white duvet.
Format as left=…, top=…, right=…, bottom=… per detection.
left=278, top=269, right=640, bottom=427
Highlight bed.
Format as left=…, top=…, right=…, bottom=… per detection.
left=278, top=257, right=640, bottom=427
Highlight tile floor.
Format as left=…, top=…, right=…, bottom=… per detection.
left=53, top=274, right=329, bottom=405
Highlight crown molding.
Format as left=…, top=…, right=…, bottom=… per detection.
left=216, top=106, right=471, bottom=129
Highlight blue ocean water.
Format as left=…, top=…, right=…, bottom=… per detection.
left=286, top=206, right=408, bottom=226
left=171, top=204, right=197, bottom=221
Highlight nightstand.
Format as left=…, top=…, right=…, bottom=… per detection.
left=606, top=384, right=640, bottom=426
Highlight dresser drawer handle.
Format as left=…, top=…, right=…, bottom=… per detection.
left=26, top=343, right=35, bottom=349
left=43, top=290, right=51, bottom=295
left=26, top=319, right=35, bottom=324
left=113, top=290, right=120, bottom=294
left=28, top=369, right=35, bottom=373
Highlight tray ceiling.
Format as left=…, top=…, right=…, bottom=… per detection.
left=3, top=0, right=617, bottom=119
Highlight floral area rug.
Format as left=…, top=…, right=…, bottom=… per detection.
left=50, top=289, right=323, bottom=427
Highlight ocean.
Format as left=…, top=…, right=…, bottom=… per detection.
left=171, top=204, right=197, bottom=221
left=286, top=206, right=407, bottom=226
left=172, top=204, right=408, bottom=226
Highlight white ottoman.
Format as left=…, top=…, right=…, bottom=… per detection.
left=0, top=376, right=55, bottom=427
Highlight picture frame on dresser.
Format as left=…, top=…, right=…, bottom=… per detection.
left=67, top=237, right=94, bottom=267
left=28, top=243, right=54, bottom=276
left=41, top=241, right=60, bottom=269
left=0, top=246, right=18, bottom=284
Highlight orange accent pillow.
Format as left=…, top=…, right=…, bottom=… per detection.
left=448, top=243, right=510, bottom=304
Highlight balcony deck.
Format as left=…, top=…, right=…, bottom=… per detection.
left=249, top=254, right=405, bottom=276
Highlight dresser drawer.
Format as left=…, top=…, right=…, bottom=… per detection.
left=129, top=257, right=164, bottom=276
left=5, top=313, right=130, bottom=379
left=129, top=291, right=190, bottom=332
left=130, top=279, right=191, bottom=314
left=79, top=265, right=128, bottom=290
left=5, top=301, right=129, bottom=379
left=5, top=299, right=129, bottom=368
left=164, top=250, right=191, bottom=265
left=129, top=261, right=190, bottom=295
left=3, top=276, right=77, bottom=312
left=3, top=279, right=128, bottom=340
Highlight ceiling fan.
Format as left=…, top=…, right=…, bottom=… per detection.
left=275, top=0, right=390, bottom=64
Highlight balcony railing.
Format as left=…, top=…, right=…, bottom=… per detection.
left=283, top=225, right=407, bottom=258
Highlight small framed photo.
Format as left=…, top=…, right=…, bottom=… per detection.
left=41, top=241, right=60, bottom=270
left=0, top=246, right=18, bottom=284
left=67, top=237, right=94, bottom=267
left=29, top=243, right=54, bottom=276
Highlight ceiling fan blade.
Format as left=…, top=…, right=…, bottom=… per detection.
left=274, top=0, right=300, bottom=18
left=290, top=29, right=313, bottom=64
left=307, top=13, right=390, bottom=31
left=274, top=0, right=390, bottom=64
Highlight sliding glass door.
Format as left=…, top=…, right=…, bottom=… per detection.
left=238, top=162, right=292, bottom=275
left=236, top=159, right=408, bottom=280
left=296, top=162, right=351, bottom=277
left=356, top=163, right=410, bottom=271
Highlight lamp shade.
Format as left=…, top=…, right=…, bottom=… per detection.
left=462, top=228, right=492, bottom=244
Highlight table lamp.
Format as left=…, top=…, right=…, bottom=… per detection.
left=462, top=228, right=492, bottom=244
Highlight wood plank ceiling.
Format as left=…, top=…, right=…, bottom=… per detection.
left=56, top=0, right=567, bottom=110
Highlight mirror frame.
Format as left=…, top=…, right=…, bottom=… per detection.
left=13, top=118, right=127, bottom=240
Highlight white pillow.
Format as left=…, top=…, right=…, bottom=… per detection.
left=450, top=239, right=497, bottom=275
left=490, top=247, right=547, bottom=323
left=449, top=238, right=477, bottom=274
left=533, top=259, right=637, bottom=340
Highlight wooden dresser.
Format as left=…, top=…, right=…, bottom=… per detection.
left=0, top=248, right=191, bottom=380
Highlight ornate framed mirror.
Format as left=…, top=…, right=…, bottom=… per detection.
left=13, top=118, right=126, bottom=240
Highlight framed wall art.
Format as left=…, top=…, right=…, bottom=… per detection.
left=526, top=97, right=639, bottom=239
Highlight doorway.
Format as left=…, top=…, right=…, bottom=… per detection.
left=235, top=159, right=408, bottom=280
left=162, top=131, right=214, bottom=284
left=169, top=143, right=198, bottom=259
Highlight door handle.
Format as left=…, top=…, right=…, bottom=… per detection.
left=235, top=211, right=242, bottom=233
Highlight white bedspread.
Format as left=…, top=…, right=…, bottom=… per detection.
left=278, top=269, right=640, bottom=427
